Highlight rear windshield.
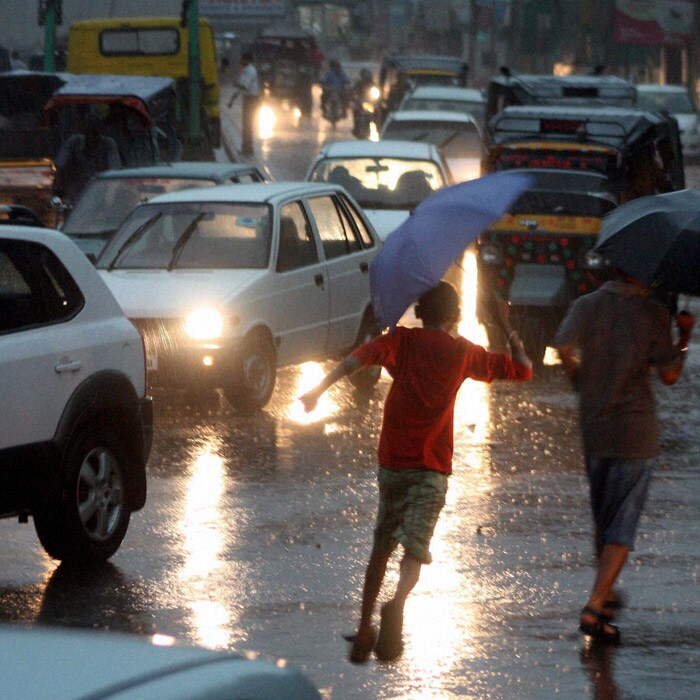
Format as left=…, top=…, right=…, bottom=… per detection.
left=382, top=120, right=482, bottom=154
left=637, top=90, right=695, bottom=114
left=309, top=157, right=445, bottom=210
left=98, top=202, right=271, bottom=270
left=63, top=177, right=217, bottom=234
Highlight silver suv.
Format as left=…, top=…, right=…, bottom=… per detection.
left=0, top=225, right=152, bottom=562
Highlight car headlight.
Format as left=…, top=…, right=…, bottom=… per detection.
left=369, top=86, right=381, bottom=101
left=582, top=249, right=605, bottom=270
left=479, top=243, right=502, bottom=265
left=184, top=308, right=224, bottom=340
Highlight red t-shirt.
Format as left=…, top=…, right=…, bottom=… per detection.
left=351, top=327, right=532, bottom=474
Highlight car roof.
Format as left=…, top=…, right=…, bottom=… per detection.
left=51, top=73, right=175, bottom=100
left=95, top=162, right=263, bottom=180
left=385, top=109, right=479, bottom=124
left=636, top=83, right=689, bottom=94
left=147, top=181, right=346, bottom=205
left=316, top=139, right=442, bottom=159
left=383, top=54, right=466, bottom=73
left=405, top=85, right=484, bottom=101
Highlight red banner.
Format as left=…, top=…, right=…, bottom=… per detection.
left=614, top=0, right=695, bottom=46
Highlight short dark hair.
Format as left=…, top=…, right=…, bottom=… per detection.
left=415, top=281, right=460, bottom=326
left=241, top=51, right=253, bottom=63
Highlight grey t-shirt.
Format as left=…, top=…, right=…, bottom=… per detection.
left=554, top=281, right=679, bottom=458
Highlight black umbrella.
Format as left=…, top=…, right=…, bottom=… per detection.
left=596, top=189, right=700, bottom=296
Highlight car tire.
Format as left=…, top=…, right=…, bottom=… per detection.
left=347, top=310, right=381, bottom=391
left=33, top=427, right=131, bottom=563
left=223, top=333, right=276, bottom=412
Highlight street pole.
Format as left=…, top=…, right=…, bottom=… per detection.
left=188, top=0, right=201, bottom=139
left=42, top=0, right=57, bottom=72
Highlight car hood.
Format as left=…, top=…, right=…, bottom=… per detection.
left=98, top=268, right=267, bottom=318
left=363, top=209, right=410, bottom=241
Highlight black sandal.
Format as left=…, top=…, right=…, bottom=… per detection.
left=579, top=606, right=621, bottom=644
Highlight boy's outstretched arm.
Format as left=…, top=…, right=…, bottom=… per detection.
left=299, top=355, right=362, bottom=412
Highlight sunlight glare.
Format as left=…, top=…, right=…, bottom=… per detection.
left=287, top=361, right=338, bottom=424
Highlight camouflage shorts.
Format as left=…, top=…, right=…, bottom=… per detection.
left=373, top=467, right=448, bottom=564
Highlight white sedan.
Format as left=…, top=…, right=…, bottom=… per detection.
left=380, top=109, right=485, bottom=183
left=1, top=625, right=321, bottom=699
left=305, top=139, right=450, bottom=240
left=97, top=182, right=381, bottom=411
left=398, top=84, right=485, bottom=125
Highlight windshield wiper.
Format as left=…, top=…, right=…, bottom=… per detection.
left=106, top=213, right=162, bottom=271
left=167, top=213, right=205, bottom=271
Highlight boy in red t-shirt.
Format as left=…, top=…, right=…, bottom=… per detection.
left=300, top=282, right=532, bottom=663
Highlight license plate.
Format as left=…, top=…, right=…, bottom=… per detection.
left=146, top=353, right=158, bottom=372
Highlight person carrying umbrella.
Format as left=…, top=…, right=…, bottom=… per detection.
left=554, top=269, right=694, bottom=643
left=300, top=281, right=532, bottom=663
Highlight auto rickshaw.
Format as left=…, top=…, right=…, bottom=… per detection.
left=476, top=105, right=685, bottom=365
left=0, top=71, right=69, bottom=226
left=484, top=69, right=636, bottom=126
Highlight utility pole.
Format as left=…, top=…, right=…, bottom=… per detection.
left=38, top=0, right=61, bottom=72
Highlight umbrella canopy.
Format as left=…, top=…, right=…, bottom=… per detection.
left=596, top=189, right=700, bottom=295
left=370, top=171, right=533, bottom=328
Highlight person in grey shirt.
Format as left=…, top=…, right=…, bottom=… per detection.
left=53, top=113, right=122, bottom=205
left=554, top=271, right=694, bottom=642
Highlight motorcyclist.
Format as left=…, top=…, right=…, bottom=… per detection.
left=351, top=68, right=378, bottom=137
left=321, top=59, right=350, bottom=117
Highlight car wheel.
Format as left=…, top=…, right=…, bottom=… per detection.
left=33, top=427, right=131, bottom=563
left=223, top=334, right=276, bottom=412
left=347, top=311, right=381, bottom=391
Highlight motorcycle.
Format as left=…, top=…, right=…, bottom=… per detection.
left=352, top=83, right=380, bottom=139
left=322, top=87, right=346, bottom=130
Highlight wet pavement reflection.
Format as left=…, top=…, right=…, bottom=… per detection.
left=1, top=94, right=699, bottom=699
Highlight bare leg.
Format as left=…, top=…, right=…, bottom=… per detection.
left=390, top=554, right=422, bottom=612
left=580, top=543, right=629, bottom=636
left=350, top=543, right=391, bottom=663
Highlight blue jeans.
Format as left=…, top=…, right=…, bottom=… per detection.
left=585, top=455, right=653, bottom=550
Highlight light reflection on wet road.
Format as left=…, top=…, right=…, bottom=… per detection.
left=1, top=92, right=699, bottom=699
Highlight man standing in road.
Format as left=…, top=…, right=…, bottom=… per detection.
left=555, top=271, right=694, bottom=642
left=235, top=51, right=259, bottom=156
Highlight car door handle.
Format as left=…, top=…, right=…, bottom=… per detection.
left=314, top=273, right=324, bottom=287
left=54, top=360, right=83, bottom=374
left=360, top=261, right=369, bottom=273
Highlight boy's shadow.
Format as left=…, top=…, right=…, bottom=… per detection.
left=580, top=643, right=620, bottom=700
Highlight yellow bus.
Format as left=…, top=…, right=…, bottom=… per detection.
left=67, top=16, right=220, bottom=150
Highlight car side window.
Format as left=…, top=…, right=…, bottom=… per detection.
left=307, top=195, right=359, bottom=260
left=277, top=201, right=319, bottom=272
left=339, top=195, right=375, bottom=248
left=0, top=239, right=84, bottom=334
left=232, top=173, right=258, bottom=184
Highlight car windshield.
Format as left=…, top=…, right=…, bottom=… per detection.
left=309, top=157, right=445, bottom=209
left=63, top=177, right=217, bottom=234
left=637, top=89, right=694, bottom=114
left=382, top=120, right=482, bottom=154
left=97, top=202, right=271, bottom=270
left=402, top=98, right=484, bottom=121
left=409, top=73, right=460, bottom=87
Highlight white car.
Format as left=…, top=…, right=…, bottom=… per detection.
left=305, top=139, right=450, bottom=240
left=399, top=85, right=485, bottom=125
left=380, top=109, right=484, bottom=183
left=1, top=625, right=321, bottom=699
left=636, top=83, right=700, bottom=160
left=0, top=225, right=152, bottom=562
left=97, top=182, right=381, bottom=411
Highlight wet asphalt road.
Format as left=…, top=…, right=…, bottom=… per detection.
left=1, top=90, right=700, bottom=699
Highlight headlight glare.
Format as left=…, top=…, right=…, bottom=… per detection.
left=185, top=308, right=224, bottom=340
left=583, top=249, right=605, bottom=269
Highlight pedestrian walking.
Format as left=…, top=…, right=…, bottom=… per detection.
left=554, top=271, right=694, bottom=642
left=300, top=282, right=532, bottom=663
left=234, top=51, right=259, bottom=156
